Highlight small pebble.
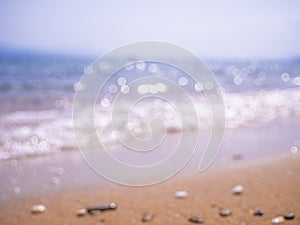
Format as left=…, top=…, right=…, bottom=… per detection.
left=232, top=185, right=243, bottom=195
left=219, top=208, right=231, bottom=217
left=31, top=204, right=46, bottom=214
left=142, top=211, right=154, bottom=222
left=284, top=212, right=295, bottom=220
left=174, top=190, right=188, bottom=199
left=272, top=216, right=284, bottom=224
left=86, top=202, right=117, bottom=213
left=253, top=209, right=264, bottom=216
left=76, top=208, right=87, bottom=217
left=188, top=215, right=203, bottom=224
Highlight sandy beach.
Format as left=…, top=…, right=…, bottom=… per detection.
left=0, top=153, right=299, bottom=225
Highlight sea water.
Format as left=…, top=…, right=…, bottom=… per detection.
left=0, top=52, right=299, bottom=161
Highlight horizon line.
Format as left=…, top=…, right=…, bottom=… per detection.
left=0, top=45, right=299, bottom=61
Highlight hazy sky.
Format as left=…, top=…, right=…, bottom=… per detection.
left=0, top=0, right=299, bottom=58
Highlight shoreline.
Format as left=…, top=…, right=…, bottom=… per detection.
left=0, top=144, right=299, bottom=200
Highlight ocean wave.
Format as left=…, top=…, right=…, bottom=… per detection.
left=0, top=88, right=299, bottom=161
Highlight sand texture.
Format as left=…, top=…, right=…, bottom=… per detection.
left=0, top=154, right=299, bottom=225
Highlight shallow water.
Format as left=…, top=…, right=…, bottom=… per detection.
left=0, top=117, right=299, bottom=201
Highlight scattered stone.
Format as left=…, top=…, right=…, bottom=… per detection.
left=231, top=185, right=243, bottom=195
left=284, top=213, right=295, bottom=220
left=76, top=208, right=87, bottom=217
left=174, top=190, right=188, bottom=199
left=219, top=208, right=231, bottom=217
left=272, top=216, right=284, bottom=224
left=188, top=215, right=203, bottom=224
left=142, top=211, right=154, bottom=222
left=253, top=209, right=264, bottom=216
left=31, top=204, right=46, bottom=214
left=86, top=202, right=117, bottom=214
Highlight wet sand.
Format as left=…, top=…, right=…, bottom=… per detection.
left=0, top=153, right=299, bottom=225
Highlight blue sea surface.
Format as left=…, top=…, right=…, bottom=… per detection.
left=0, top=52, right=299, bottom=160
left=0, top=53, right=91, bottom=111
left=1, top=54, right=300, bottom=109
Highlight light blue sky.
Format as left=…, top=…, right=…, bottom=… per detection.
left=0, top=0, right=299, bottom=58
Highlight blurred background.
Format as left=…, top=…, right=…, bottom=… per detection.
left=0, top=0, right=299, bottom=198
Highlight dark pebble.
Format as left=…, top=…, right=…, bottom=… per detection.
left=219, top=208, right=231, bottom=217
left=188, top=215, right=203, bottom=224
left=284, top=213, right=295, bottom=220
left=86, top=202, right=117, bottom=214
left=253, top=209, right=264, bottom=216
left=142, top=211, right=154, bottom=222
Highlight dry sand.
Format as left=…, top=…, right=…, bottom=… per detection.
left=0, top=154, right=299, bottom=225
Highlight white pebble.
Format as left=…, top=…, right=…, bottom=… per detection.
left=31, top=204, right=46, bottom=214
left=76, top=208, right=87, bottom=217
left=174, top=190, right=188, bottom=198
left=232, top=185, right=243, bottom=195
left=272, top=216, right=284, bottom=223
